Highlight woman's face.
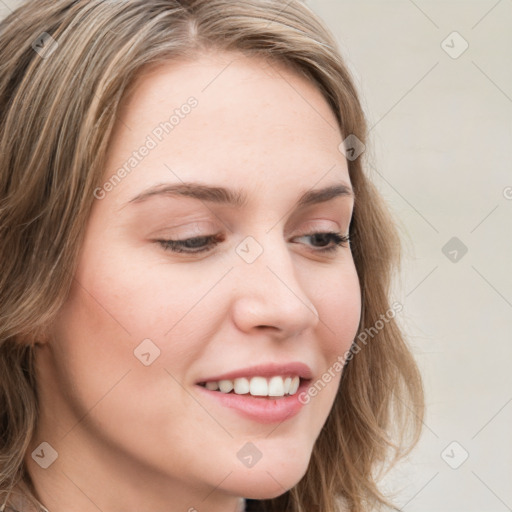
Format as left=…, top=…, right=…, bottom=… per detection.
left=34, top=52, right=361, bottom=510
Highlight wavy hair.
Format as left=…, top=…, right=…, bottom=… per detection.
left=0, top=1, right=424, bottom=511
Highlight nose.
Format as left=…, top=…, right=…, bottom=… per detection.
left=230, top=234, right=320, bottom=339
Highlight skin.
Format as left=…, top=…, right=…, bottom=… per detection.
left=26, top=51, right=361, bottom=512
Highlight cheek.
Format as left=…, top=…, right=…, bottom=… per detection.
left=46, top=255, right=211, bottom=465
left=72, top=231, right=228, bottom=341
left=49, top=238, right=223, bottom=410
left=313, top=262, right=361, bottom=354
left=292, top=261, right=360, bottom=425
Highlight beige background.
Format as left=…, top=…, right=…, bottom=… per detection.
left=1, top=0, right=511, bottom=510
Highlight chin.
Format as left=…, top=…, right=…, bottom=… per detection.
left=225, top=460, right=310, bottom=500
left=235, top=476, right=299, bottom=501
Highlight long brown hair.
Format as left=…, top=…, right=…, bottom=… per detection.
left=0, top=1, right=424, bottom=511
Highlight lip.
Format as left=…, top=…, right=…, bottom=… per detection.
left=195, top=378, right=311, bottom=424
left=195, top=361, right=313, bottom=384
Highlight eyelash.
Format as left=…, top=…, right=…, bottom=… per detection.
left=156, top=231, right=351, bottom=255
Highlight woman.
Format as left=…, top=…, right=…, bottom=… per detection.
left=0, top=1, right=424, bottom=511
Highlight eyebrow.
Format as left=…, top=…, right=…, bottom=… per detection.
left=125, top=181, right=354, bottom=209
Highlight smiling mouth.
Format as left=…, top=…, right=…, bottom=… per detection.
left=197, top=375, right=303, bottom=398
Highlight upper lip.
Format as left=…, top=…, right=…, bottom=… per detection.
left=196, top=362, right=313, bottom=384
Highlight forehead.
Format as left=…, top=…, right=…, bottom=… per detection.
left=103, top=52, right=350, bottom=207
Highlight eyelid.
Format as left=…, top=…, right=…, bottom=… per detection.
left=294, top=219, right=342, bottom=233
left=153, top=221, right=218, bottom=237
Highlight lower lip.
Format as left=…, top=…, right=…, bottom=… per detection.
left=195, top=380, right=311, bottom=424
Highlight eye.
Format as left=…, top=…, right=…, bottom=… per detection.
left=156, top=234, right=225, bottom=254
left=155, top=231, right=350, bottom=255
left=291, top=231, right=350, bottom=253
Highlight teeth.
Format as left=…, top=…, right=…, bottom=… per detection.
left=268, top=376, right=284, bottom=396
left=200, top=375, right=302, bottom=397
left=250, top=376, right=268, bottom=396
left=218, top=380, right=234, bottom=393
left=289, top=376, right=300, bottom=395
left=234, top=377, right=250, bottom=394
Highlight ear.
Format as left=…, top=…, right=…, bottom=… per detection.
left=33, top=325, right=52, bottom=346
left=16, top=324, right=51, bottom=347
